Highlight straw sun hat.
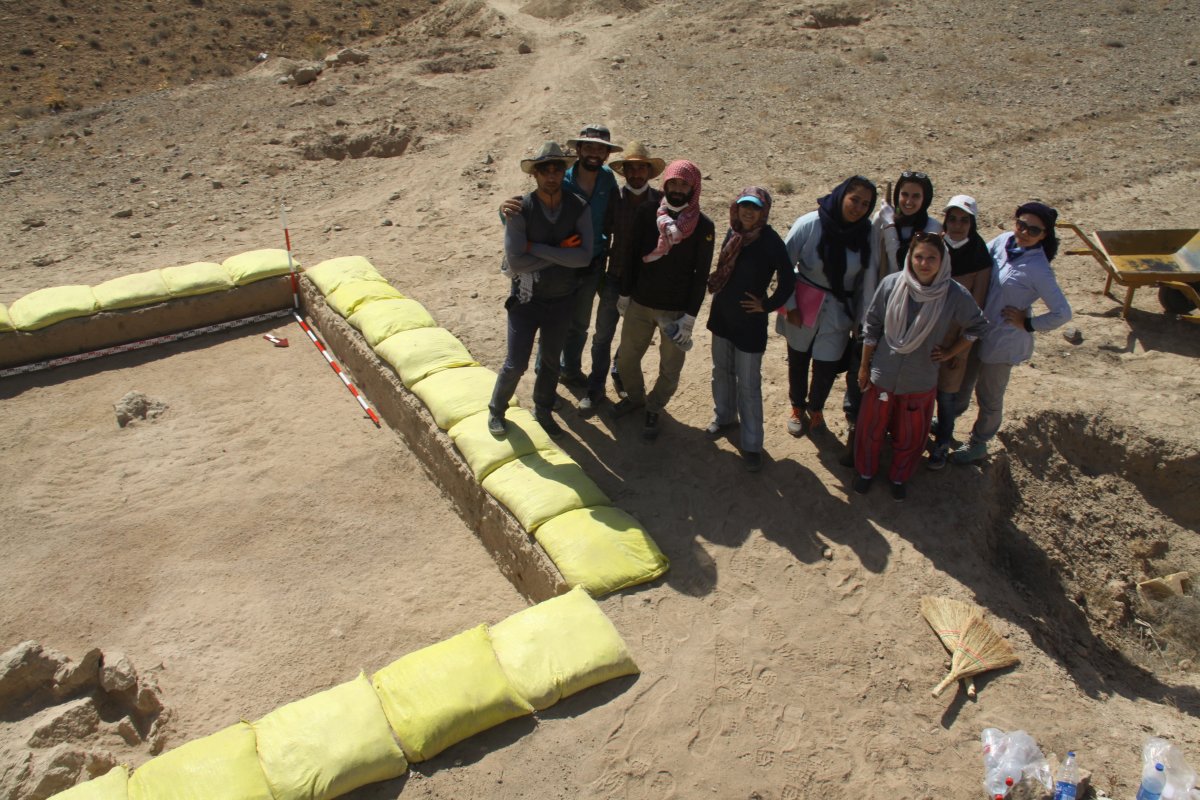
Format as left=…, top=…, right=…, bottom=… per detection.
left=608, top=141, right=666, bottom=179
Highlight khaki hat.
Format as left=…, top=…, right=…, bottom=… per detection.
left=519, top=141, right=577, bottom=175
left=608, top=141, right=666, bottom=179
left=566, top=123, right=623, bottom=152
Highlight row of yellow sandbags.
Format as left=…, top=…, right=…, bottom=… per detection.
left=303, top=256, right=670, bottom=596
left=54, top=588, right=638, bottom=800
left=0, top=249, right=298, bottom=332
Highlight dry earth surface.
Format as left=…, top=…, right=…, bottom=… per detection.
left=2, top=0, right=1200, bottom=797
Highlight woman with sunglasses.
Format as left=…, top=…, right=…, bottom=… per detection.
left=853, top=231, right=988, bottom=500
left=776, top=175, right=878, bottom=438
left=950, top=202, right=1072, bottom=464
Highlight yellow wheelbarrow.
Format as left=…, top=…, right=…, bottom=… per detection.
left=1058, top=223, right=1200, bottom=322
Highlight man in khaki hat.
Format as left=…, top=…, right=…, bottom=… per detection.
left=488, top=141, right=594, bottom=439
left=579, top=141, right=666, bottom=415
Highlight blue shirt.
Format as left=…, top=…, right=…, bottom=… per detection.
left=564, top=163, right=618, bottom=256
left=978, top=232, right=1072, bottom=365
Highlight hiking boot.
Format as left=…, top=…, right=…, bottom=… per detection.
left=642, top=411, right=660, bottom=441
left=578, top=393, right=599, bottom=417
left=487, top=413, right=507, bottom=437
left=950, top=440, right=988, bottom=464
left=787, top=406, right=807, bottom=437
left=705, top=418, right=737, bottom=438
left=533, top=409, right=565, bottom=439
left=611, top=397, right=644, bottom=419
left=559, top=369, right=588, bottom=389
left=743, top=450, right=763, bottom=472
left=927, top=443, right=950, bottom=470
left=890, top=481, right=907, bottom=502
left=612, top=371, right=628, bottom=398
left=852, top=474, right=872, bottom=495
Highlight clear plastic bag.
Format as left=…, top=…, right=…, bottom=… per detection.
left=1143, top=737, right=1197, bottom=799
left=981, top=728, right=1052, bottom=797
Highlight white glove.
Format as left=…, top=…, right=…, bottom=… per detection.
left=617, top=295, right=631, bottom=317
left=876, top=200, right=895, bottom=227
left=670, top=314, right=695, bottom=347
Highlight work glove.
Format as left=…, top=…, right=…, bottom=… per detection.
left=617, top=295, right=631, bottom=317
left=876, top=200, right=895, bottom=227
left=670, top=314, right=695, bottom=347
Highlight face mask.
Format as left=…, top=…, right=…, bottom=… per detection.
left=944, top=235, right=969, bottom=249
left=665, top=191, right=691, bottom=209
left=625, top=182, right=649, bottom=196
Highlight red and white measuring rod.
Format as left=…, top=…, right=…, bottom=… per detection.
left=0, top=309, right=292, bottom=379
left=291, top=310, right=381, bottom=428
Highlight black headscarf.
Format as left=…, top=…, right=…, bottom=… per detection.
left=815, top=176, right=878, bottom=302
left=892, top=173, right=935, bottom=265
left=1015, top=202, right=1060, bottom=261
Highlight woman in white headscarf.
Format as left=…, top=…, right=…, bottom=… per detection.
left=852, top=231, right=987, bottom=501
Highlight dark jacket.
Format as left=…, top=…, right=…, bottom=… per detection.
left=621, top=202, right=716, bottom=317
left=706, top=226, right=795, bottom=353
left=606, top=186, right=664, bottom=281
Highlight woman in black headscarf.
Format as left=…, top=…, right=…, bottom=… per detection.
left=774, top=175, right=878, bottom=439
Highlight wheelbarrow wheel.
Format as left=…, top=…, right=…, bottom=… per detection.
left=1159, top=286, right=1197, bottom=315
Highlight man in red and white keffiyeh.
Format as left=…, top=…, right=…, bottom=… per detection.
left=642, top=159, right=703, bottom=262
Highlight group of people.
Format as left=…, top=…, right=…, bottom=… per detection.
left=485, top=124, right=1073, bottom=500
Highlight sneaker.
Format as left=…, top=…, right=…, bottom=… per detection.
left=487, top=413, right=507, bottom=437
left=808, top=410, right=826, bottom=432
left=852, top=474, right=872, bottom=495
left=559, top=369, right=588, bottom=388
left=950, top=440, right=988, bottom=465
left=704, top=419, right=737, bottom=437
left=890, top=481, right=907, bottom=502
left=611, top=397, right=644, bottom=419
left=612, top=371, right=628, bottom=398
left=927, top=443, right=950, bottom=470
left=533, top=410, right=565, bottom=439
left=743, top=450, right=763, bottom=472
left=578, top=394, right=598, bottom=417
left=642, top=411, right=660, bottom=440
left=787, top=406, right=807, bottom=437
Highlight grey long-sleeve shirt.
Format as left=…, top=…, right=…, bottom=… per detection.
left=863, top=272, right=989, bottom=395
left=503, top=198, right=594, bottom=274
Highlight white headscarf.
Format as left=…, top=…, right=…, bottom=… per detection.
left=883, top=236, right=952, bottom=355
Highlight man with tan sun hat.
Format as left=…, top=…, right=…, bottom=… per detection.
left=580, top=141, right=666, bottom=415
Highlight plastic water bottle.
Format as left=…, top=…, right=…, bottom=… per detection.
left=663, top=320, right=693, bottom=352
left=1135, top=762, right=1166, bottom=800
left=1052, top=751, right=1078, bottom=800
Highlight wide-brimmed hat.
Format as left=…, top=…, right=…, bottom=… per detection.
left=608, top=141, right=666, bottom=178
left=520, top=141, right=577, bottom=175
left=566, top=123, right=623, bottom=152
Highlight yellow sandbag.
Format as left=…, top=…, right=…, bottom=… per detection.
left=127, top=722, right=273, bottom=800
left=253, top=672, right=407, bottom=800
left=409, top=366, right=513, bottom=431
left=534, top=506, right=670, bottom=596
left=222, top=248, right=297, bottom=286
left=304, top=255, right=385, bottom=296
left=448, top=408, right=555, bottom=481
left=372, top=625, right=534, bottom=763
left=161, top=262, right=234, bottom=297
left=374, top=327, right=478, bottom=388
left=325, top=280, right=405, bottom=319
left=9, top=286, right=98, bottom=331
left=348, top=299, right=436, bottom=347
left=0, top=304, right=12, bottom=332
left=48, top=765, right=128, bottom=799
left=480, top=450, right=609, bottom=533
left=92, top=270, right=172, bottom=311
left=490, top=587, right=638, bottom=711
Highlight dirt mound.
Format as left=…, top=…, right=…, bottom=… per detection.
left=520, top=0, right=648, bottom=20
left=296, top=122, right=413, bottom=161
left=994, top=411, right=1200, bottom=679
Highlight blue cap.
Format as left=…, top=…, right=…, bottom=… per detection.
left=736, top=195, right=764, bottom=207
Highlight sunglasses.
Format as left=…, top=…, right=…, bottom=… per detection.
left=1015, top=219, right=1045, bottom=237
left=911, top=230, right=942, bottom=244
left=900, top=170, right=929, bottom=180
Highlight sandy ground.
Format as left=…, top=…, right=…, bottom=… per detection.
left=2, top=0, right=1200, bottom=796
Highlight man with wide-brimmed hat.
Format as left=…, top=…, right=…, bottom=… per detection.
left=488, top=141, right=594, bottom=439
left=579, top=141, right=665, bottom=416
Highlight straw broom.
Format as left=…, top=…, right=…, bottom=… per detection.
left=920, top=596, right=983, bottom=698
left=931, top=615, right=1019, bottom=697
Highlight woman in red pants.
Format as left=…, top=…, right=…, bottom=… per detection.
left=853, top=231, right=988, bottom=501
